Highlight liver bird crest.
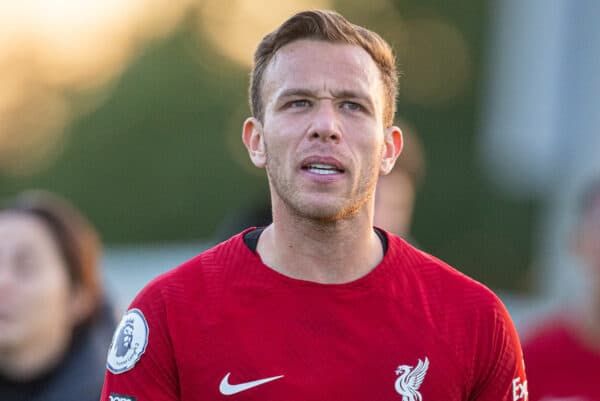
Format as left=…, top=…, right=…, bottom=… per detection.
left=394, top=357, right=429, bottom=401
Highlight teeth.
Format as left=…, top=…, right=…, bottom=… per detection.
left=308, top=168, right=337, bottom=175
left=306, top=164, right=339, bottom=175
left=309, top=163, right=336, bottom=170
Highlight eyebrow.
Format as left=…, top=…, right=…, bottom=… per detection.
left=276, top=88, right=317, bottom=100
left=275, top=88, right=375, bottom=110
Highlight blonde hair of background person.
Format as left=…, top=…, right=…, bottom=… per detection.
left=0, top=190, right=116, bottom=401
left=101, top=10, right=527, bottom=401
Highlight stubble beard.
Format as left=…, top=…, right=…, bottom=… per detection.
left=265, top=151, right=378, bottom=225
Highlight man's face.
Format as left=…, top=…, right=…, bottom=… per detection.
left=249, top=39, right=398, bottom=221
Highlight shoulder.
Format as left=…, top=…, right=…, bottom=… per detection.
left=384, top=232, right=525, bottom=396
left=384, top=233, right=517, bottom=360
left=521, top=317, right=575, bottom=357
left=386, top=233, right=504, bottom=312
left=104, top=233, right=253, bottom=378
left=132, top=230, right=253, bottom=307
left=519, top=317, right=592, bottom=400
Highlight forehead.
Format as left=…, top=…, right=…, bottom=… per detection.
left=262, top=39, right=383, bottom=102
left=0, top=212, right=57, bottom=251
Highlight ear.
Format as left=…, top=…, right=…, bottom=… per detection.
left=380, top=125, right=403, bottom=175
left=242, top=117, right=267, bottom=168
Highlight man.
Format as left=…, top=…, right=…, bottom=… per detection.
left=522, top=178, right=600, bottom=401
left=101, top=10, right=527, bottom=401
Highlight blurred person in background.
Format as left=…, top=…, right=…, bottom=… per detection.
left=212, top=199, right=272, bottom=242
left=0, top=191, right=116, bottom=401
left=522, top=177, right=600, bottom=400
left=101, top=10, right=526, bottom=401
left=374, top=121, right=425, bottom=240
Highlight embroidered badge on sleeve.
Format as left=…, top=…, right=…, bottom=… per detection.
left=106, top=308, right=149, bottom=374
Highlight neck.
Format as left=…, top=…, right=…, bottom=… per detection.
left=257, top=206, right=383, bottom=284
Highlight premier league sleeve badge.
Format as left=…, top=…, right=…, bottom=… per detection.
left=107, top=308, right=149, bottom=374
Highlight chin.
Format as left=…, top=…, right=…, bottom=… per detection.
left=292, top=199, right=361, bottom=223
left=272, top=181, right=366, bottom=223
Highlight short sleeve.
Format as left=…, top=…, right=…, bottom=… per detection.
left=470, top=297, right=528, bottom=401
left=100, top=282, right=179, bottom=401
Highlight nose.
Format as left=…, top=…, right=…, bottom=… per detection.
left=308, top=100, right=341, bottom=143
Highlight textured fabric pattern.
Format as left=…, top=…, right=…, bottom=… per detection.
left=101, top=229, right=526, bottom=401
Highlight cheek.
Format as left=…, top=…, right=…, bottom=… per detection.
left=264, top=129, right=296, bottom=165
left=20, top=264, right=73, bottom=326
left=356, top=132, right=385, bottom=159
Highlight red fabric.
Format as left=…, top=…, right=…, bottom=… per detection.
left=523, top=319, right=600, bottom=401
left=101, top=229, right=526, bottom=401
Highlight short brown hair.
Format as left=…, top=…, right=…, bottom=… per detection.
left=250, top=10, right=398, bottom=127
left=5, top=190, right=103, bottom=318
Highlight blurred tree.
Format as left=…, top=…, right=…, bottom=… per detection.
left=0, top=19, right=268, bottom=243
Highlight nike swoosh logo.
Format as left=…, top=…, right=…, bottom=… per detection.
left=219, top=372, right=284, bottom=395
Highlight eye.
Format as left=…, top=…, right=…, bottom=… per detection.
left=287, top=99, right=311, bottom=108
left=340, top=101, right=363, bottom=112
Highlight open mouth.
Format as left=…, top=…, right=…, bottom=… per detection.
left=302, top=163, right=345, bottom=175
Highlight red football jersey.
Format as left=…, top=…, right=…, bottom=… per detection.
left=522, top=318, right=600, bottom=401
left=101, top=229, right=527, bottom=401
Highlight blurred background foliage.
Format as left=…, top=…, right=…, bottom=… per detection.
left=0, top=0, right=535, bottom=291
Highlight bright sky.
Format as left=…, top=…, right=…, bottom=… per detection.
left=0, top=0, right=191, bottom=175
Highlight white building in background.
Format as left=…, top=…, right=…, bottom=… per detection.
left=481, top=0, right=600, bottom=326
